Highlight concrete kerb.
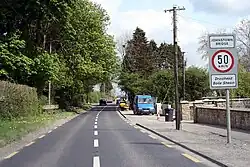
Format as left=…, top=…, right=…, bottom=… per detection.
left=117, top=109, right=127, bottom=119
left=135, top=123, right=228, bottom=167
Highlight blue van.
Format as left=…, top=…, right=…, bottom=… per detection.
left=133, top=95, right=155, bottom=115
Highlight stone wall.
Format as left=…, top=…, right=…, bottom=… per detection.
left=180, top=101, right=205, bottom=120
left=206, top=98, right=250, bottom=108
left=194, top=106, right=250, bottom=130
left=180, top=98, right=250, bottom=121
left=180, top=101, right=191, bottom=120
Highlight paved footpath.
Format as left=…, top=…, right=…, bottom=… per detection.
left=120, top=110, right=250, bottom=167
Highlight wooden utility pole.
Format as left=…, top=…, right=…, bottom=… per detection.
left=165, top=6, right=185, bottom=130
left=48, top=41, right=52, bottom=106
left=182, top=52, right=186, bottom=100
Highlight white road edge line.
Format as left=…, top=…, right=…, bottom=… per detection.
left=94, top=131, right=98, bottom=136
left=4, top=152, right=18, bottom=159
left=38, top=135, right=45, bottom=139
left=25, top=141, right=35, bottom=147
left=149, top=135, right=157, bottom=139
left=94, top=125, right=97, bottom=129
left=94, top=139, right=99, bottom=147
left=93, top=156, right=100, bottom=167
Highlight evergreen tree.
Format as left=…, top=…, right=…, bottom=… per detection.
left=123, top=27, right=154, bottom=77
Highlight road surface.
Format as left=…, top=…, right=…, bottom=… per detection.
left=0, top=105, right=208, bottom=167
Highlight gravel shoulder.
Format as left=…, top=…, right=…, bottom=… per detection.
left=121, top=110, right=250, bottom=167
left=0, top=111, right=85, bottom=161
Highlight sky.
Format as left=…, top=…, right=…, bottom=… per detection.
left=91, top=0, right=250, bottom=95
left=92, top=0, right=250, bottom=67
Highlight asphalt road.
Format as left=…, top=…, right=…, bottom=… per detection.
left=0, top=105, right=208, bottom=167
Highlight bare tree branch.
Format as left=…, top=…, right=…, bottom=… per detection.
left=234, top=19, right=250, bottom=56
left=234, top=19, right=250, bottom=71
left=115, top=30, right=133, bottom=57
left=197, top=29, right=226, bottom=60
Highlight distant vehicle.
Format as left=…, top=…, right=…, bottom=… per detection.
left=133, top=95, right=155, bottom=115
left=119, top=99, right=129, bottom=111
left=99, top=99, right=107, bottom=106
left=116, top=98, right=121, bottom=105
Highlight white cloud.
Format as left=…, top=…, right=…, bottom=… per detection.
left=119, top=10, right=172, bottom=34
left=91, top=0, right=208, bottom=66
left=91, top=0, right=122, bottom=17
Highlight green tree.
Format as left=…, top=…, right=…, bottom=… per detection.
left=185, top=66, right=210, bottom=101
left=123, top=27, right=154, bottom=77
left=0, top=0, right=119, bottom=109
left=156, top=43, right=183, bottom=70
left=119, top=27, right=184, bottom=104
left=148, top=70, right=174, bottom=103
left=231, top=65, right=250, bottom=97
left=100, top=81, right=113, bottom=94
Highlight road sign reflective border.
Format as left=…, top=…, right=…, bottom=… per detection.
left=211, top=49, right=234, bottom=73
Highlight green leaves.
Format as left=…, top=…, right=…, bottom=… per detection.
left=0, top=0, right=119, bottom=107
left=119, top=27, right=185, bottom=103
left=185, top=66, right=210, bottom=101
left=231, top=65, right=250, bottom=97
left=0, top=32, right=33, bottom=82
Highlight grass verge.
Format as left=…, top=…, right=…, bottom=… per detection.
left=0, top=110, right=76, bottom=148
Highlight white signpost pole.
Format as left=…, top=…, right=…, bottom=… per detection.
left=208, top=34, right=237, bottom=144
left=226, top=89, right=231, bottom=143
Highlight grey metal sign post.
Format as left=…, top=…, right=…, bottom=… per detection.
left=208, top=34, right=238, bottom=143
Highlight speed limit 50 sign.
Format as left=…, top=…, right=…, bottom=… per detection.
left=208, top=34, right=238, bottom=89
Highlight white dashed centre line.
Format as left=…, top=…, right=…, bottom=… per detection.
left=94, top=131, right=98, bottom=136
left=92, top=107, right=105, bottom=167
left=94, top=139, right=99, bottom=147
left=93, top=156, right=100, bottom=167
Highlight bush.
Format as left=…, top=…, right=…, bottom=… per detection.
left=0, top=81, right=40, bottom=120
